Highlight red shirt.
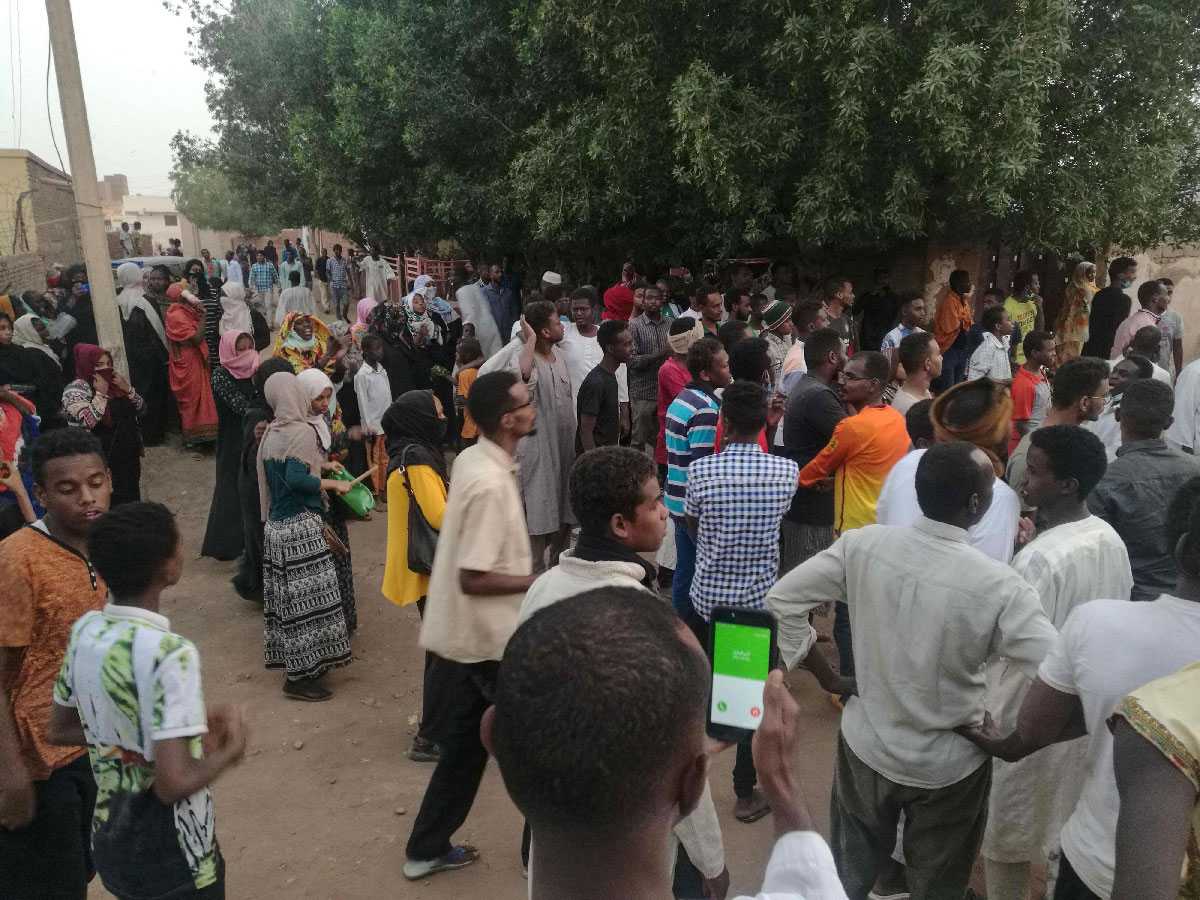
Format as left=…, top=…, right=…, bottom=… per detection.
left=656, top=357, right=690, bottom=463
left=603, top=282, right=635, bottom=321
left=1009, top=365, right=1046, bottom=453
left=715, top=418, right=768, bottom=453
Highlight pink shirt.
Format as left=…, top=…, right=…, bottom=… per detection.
left=656, top=357, right=690, bottom=464
left=1110, top=308, right=1160, bottom=360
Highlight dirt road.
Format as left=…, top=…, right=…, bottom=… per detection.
left=84, top=439, right=848, bottom=899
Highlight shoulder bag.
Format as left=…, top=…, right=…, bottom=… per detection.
left=399, top=445, right=440, bottom=575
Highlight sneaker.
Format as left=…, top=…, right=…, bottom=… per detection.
left=403, top=844, right=479, bottom=880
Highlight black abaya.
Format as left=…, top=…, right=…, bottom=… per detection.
left=201, top=366, right=255, bottom=560
left=94, top=397, right=142, bottom=506
left=0, top=344, right=63, bottom=426
left=121, top=306, right=170, bottom=446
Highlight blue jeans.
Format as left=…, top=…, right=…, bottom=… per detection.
left=331, top=285, right=350, bottom=320
left=671, top=518, right=705, bottom=638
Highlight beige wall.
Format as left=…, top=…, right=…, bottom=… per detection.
left=1128, top=246, right=1200, bottom=368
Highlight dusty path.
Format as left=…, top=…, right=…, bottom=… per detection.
left=86, top=439, right=854, bottom=899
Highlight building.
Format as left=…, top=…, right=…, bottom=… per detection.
left=0, top=148, right=83, bottom=293
left=98, top=174, right=129, bottom=226
left=120, top=194, right=200, bottom=256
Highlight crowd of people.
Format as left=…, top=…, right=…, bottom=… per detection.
left=0, top=250, right=1198, bottom=900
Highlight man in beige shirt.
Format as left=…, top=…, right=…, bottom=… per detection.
left=405, top=371, right=538, bottom=880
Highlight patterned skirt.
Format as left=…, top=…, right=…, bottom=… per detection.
left=263, top=511, right=352, bottom=680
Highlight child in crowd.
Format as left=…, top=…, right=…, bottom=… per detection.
left=49, top=501, right=250, bottom=900
left=355, top=333, right=392, bottom=497
left=968, top=286, right=1022, bottom=357
left=966, top=305, right=1014, bottom=381
left=452, top=337, right=483, bottom=449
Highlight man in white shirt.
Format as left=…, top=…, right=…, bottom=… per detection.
left=353, top=334, right=393, bottom=490
left=487, top=588, right=850, bottom=900
left=959, top=475, right=1200, bottom=900
left=1168, top=354, right=1200, bottom=453
left=877, top=377, right=1021, bottom=563
left=518, top=447, right=728, bottom=896
left=980, top=425, right=1133, bottom=900
left=455, top=264, right=503, bottom=359
left=966, top=305, right=1014, bottom=382
left=768, top=441, right=1056, bottom=899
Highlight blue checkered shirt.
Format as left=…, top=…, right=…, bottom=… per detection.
left=685, top=443, right=799, bottom=621
left=249, top=262, right=279, bottom=294
left=326, top=256, right=349, bottom=288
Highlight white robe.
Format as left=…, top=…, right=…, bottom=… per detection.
left=457, top=282, right=503, bottom=359
left=360, top=257, right=395, bottom=304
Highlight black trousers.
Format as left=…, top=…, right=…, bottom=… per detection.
left=1054, top=852, right=1102, bottom=900
left=0, top=755, right=96, bottom=900
left=405, top=657, right=498, bottom=861
left=414, top=598, right=449, bottom=745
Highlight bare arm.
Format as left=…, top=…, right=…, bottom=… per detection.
left=1014, top=418, right=1032, bottom=438
left=957, top=677, right=1087, bottom=762
left=459, top=569, right=537, bottom=596
left=579, top=414, right=598, bottom=451
left=153, top=705, right=249, bottom=805
left=0, top=647, right=34, bottom=830
left=800, top=646, right=856, bottom=698
left=47, top=702, right=87, bottom=746
left=517, top=317, right=536, bottom=381
left=1110, top=717, right=1197, bottom=900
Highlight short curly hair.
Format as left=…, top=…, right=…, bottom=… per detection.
left=569, top=447, right=658, bottom=537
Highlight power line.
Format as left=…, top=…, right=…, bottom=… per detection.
left=45, top=35, right=66, bottom=173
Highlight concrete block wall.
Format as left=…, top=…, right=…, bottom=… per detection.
left=25, top=155, right=82, bottom=266
left=0, top=252, right=48, bottom=295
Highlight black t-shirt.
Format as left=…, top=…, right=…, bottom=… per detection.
left=827, top=312, right=854, bottom=354
left=779, top=374, right=847, bottom=526
left=1082, top=285, right=1132, bottom=359
left=576, top=365, right=620, bottom=453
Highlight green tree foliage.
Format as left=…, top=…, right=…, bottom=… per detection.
left=170, top=137, right=284, bottom=235
left=171, top=0, right=1200, bottom=261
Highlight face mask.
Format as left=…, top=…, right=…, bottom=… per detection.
left=1122, top=280, right=1133, bottom=289
left=423, top=285, right=436, bottom=300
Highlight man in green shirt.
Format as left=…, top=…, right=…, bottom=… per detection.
left=1004, top=270, right=1045, bottom=365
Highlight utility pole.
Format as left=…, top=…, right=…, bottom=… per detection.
left=44, top=0, right=127, bottom=375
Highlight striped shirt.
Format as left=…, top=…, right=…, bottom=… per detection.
left=628, top=314, right=671, bottom=401
left=798, top=404, right=910, bottom=534
left=664, top=384, right=719, bottom=517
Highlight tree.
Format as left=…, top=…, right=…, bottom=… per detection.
left=170, top=138, right=284, bottom=235
left=171, top=0, right=1200, bottom=262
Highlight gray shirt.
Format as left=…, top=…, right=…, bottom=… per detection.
left=1086, top=438, right=1200, bottom=601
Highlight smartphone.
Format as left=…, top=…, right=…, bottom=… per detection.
left=706, top=606, right=778, bottom=743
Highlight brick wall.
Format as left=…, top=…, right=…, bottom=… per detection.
left=0, top=251, right=47, bottom=295
left=26, top=155, right=82, bottom=266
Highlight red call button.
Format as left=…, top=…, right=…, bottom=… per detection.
left=750, top=707, right=761, bottom=718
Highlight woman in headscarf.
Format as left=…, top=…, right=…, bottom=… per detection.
left=201, top=330, right=262, bottom=561
left=231, top=357, right=293, bottom=602
left=116, top=262, right=171, bottom=446
left=219, top=282, right=270, bottom=350
left=273, top=311, right=343, bottom=375
left=1054, top=260, right=1099, bottom=363
left=369, top=301, right=431, bottom=399
left=351, top=298, right=378, bottom=344
left=328, top=319, right=368, bottom=479
left=13, top=313, right=60, bottom=367
left=296, top=366, right=357, bottom=633
left=183, top=257, right=220, bottom=361
left=257, top=371, right=353, bottom=701
left=380, top=389, right=450, bottom=761
left=164, top=283, right=219, bottom=447
left=61, top=264, right=97, bottom=380
left=0, top=312, right=64, bottom=425
left=62, top=344, right=144, bottom=505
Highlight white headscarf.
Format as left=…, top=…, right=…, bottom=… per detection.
left=296, top=367, right=335, bottom=454
left=12, top=314, right=59, bottom=366
left=256, top=372, right=324, bottom=521
left=219, top=282, right=255, bottom=336
left=405, top=274, right=458, bottom=325
left=115, top=262, right=167, bottom=348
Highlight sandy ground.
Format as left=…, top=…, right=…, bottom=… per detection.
left=86, top=438, right=1008, bottom=899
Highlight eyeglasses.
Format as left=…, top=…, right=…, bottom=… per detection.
left=506, top=399, right=535, bottom=413
left=840, top=372, right=876, bottom=383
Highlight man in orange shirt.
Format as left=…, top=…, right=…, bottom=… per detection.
left=933, top=269, right=975, bottom=392
left=0, top=428, right=111, bottom=898
left=798, top=350, right=911, bottom=680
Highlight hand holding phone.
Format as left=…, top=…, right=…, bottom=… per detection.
left=706, top=606, right=778, bottom=744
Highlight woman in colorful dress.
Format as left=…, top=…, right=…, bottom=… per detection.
left=1053, top=260, right=1098, bottom=363
left=164, top=283, right=218, bottom=447
left=272, top=311, right=342, bottom=375
left=201, top=330, right=261, bottom=561
left=258, top=371, right=353, bottom=701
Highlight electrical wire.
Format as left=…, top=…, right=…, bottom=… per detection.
left=45, top=35, right=66, bottom=173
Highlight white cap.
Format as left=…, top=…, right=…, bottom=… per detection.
left=542, top=270, right=562, bottom=285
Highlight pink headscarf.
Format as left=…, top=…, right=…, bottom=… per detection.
left=353, top=298, right=378, bottom=335
left=218, top=330, right=261, bottom=381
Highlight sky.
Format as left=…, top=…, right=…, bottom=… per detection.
left=0, top=0, right=214, bottom=195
